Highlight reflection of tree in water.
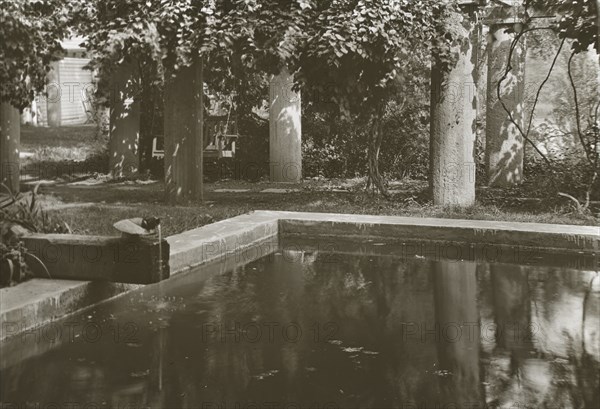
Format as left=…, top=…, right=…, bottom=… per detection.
left=306, top=252, right=440, bottom=407
left=2, top=250, right=598, bottom=409
left=144, top=259, right=598, bottom=407
left=537, top=268, right=600, bottom=408
left=157, top=250, right=444, bottom=407
left=485, top=265, right=600, bottom=408
left=165, top=261, right=267, bottom=406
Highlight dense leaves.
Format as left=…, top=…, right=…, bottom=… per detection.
left=526, top=0, right=599, bottom=54
left=295, top=0, right=459, bottom=119
left=75, top=0, right=463, bottom=192
left=0, top=0, right=70, bottom=109
left=76, top=0, right=463, bottom=116
left=291, top=0, right=460, bottom=193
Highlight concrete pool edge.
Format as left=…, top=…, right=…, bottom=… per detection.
left=0, top=212, right=280, bottom=341
left=1, top=210, right=597, bottom=341
left=271, top=211, right=599, bottom=252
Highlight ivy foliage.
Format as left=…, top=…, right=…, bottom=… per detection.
left=76, top=0, right=463, bottom=114
left=526, top=0, right=598, bottom=54
left=200, top=0, right=461, bottom=119
left=74, top=0, right=467, bottom=193
left=0, top=0, right=71, bottom=109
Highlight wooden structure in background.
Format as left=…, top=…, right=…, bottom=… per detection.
left=152, top=115, right=238, bottom=161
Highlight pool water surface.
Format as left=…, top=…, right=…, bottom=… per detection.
left=1, top=244, right=598, bottom=408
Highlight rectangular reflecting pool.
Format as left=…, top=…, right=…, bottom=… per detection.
left=1, top=239, right=599, bottom=409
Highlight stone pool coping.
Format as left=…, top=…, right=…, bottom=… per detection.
left=1, top=210, right=598, bottom=341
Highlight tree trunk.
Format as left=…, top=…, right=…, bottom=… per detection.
left=0, top=103, right=21, bottom=194
left=486, top=24, right=526, bottom=186
left=430, top=10, right=478, bottom=206
left=109, top=62, right=141, bottom=178
left=164, top=57, right=204, bottom=203
left=433, top=260, right=483, bottom=404
left=269, top=68, right=302, bottom=183
left=366, top=109, right=389, bottom=196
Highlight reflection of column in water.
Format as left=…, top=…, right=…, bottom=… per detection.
left=154, top=224, right=166, bottom=399
left=580, top=271, right=600, bottom=407
left=433, top=260, right=483, bottom=405
left=273, top=250, right=307, bottom=391
left=582, top=272, right=600, bottom=360
left=491, top=264, right=533, bottom=357
left=488, top=264, right=538, bottom=406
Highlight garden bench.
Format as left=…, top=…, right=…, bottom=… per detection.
left=151, top=115, right=238, bottom=160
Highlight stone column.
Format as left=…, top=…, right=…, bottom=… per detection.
left=0, top=103, right=21, bottom=194
left=430, top=10, right=478, bottom=206
left=109, top=63, right=141, bottom=178
left=476, top=24, right=489, bottom=166
left=269, top=68, right=302, bottom=183
left=486, top=24, right=526, bottom=186
left=164, top=57, right=204, bottom=203
left=46, top=61, right=61, bottom=127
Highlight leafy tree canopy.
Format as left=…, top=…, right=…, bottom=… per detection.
left=292, top=0, right=459, bottom=118
left=75, top=0, right=466, bottom=195
left=76, top=0, right=462, bottom=115
left=0, top=0, right=71, bottom=109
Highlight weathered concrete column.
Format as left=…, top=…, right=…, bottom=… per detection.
left=164, top=57, right=204, bottom=203
left=109, top=63, right=141, bottom=178
left=46, top=61, right=61, bottom=127
left=486, top=24, right=526, bottom=186
left=476, top=24, right=489, bottom=160
left=430, top=10, right=478, bottom=206
left=21, top=100, right=38, bottom=126
left=0, top=103, right=21, bottom=194
left=269, top=68, right=302, bottom=183
left=433, top=260, right=482, bottom=404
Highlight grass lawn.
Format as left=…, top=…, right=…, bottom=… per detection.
left=26, top=178, right=597, bottom=237
left=11, top=125, right=598, bottom=237
left=20, top=125, right=103, bottom=164
left=19, top=125, right=107, bottom=183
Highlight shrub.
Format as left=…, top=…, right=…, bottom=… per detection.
left=302, top=99, right=429, bottom=180
left=0, top=184, right=66, bottom=287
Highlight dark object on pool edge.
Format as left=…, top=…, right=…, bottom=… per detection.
left=142, top=217, right=161, bottom=230
left=113, top=217, right=161, bottom=236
